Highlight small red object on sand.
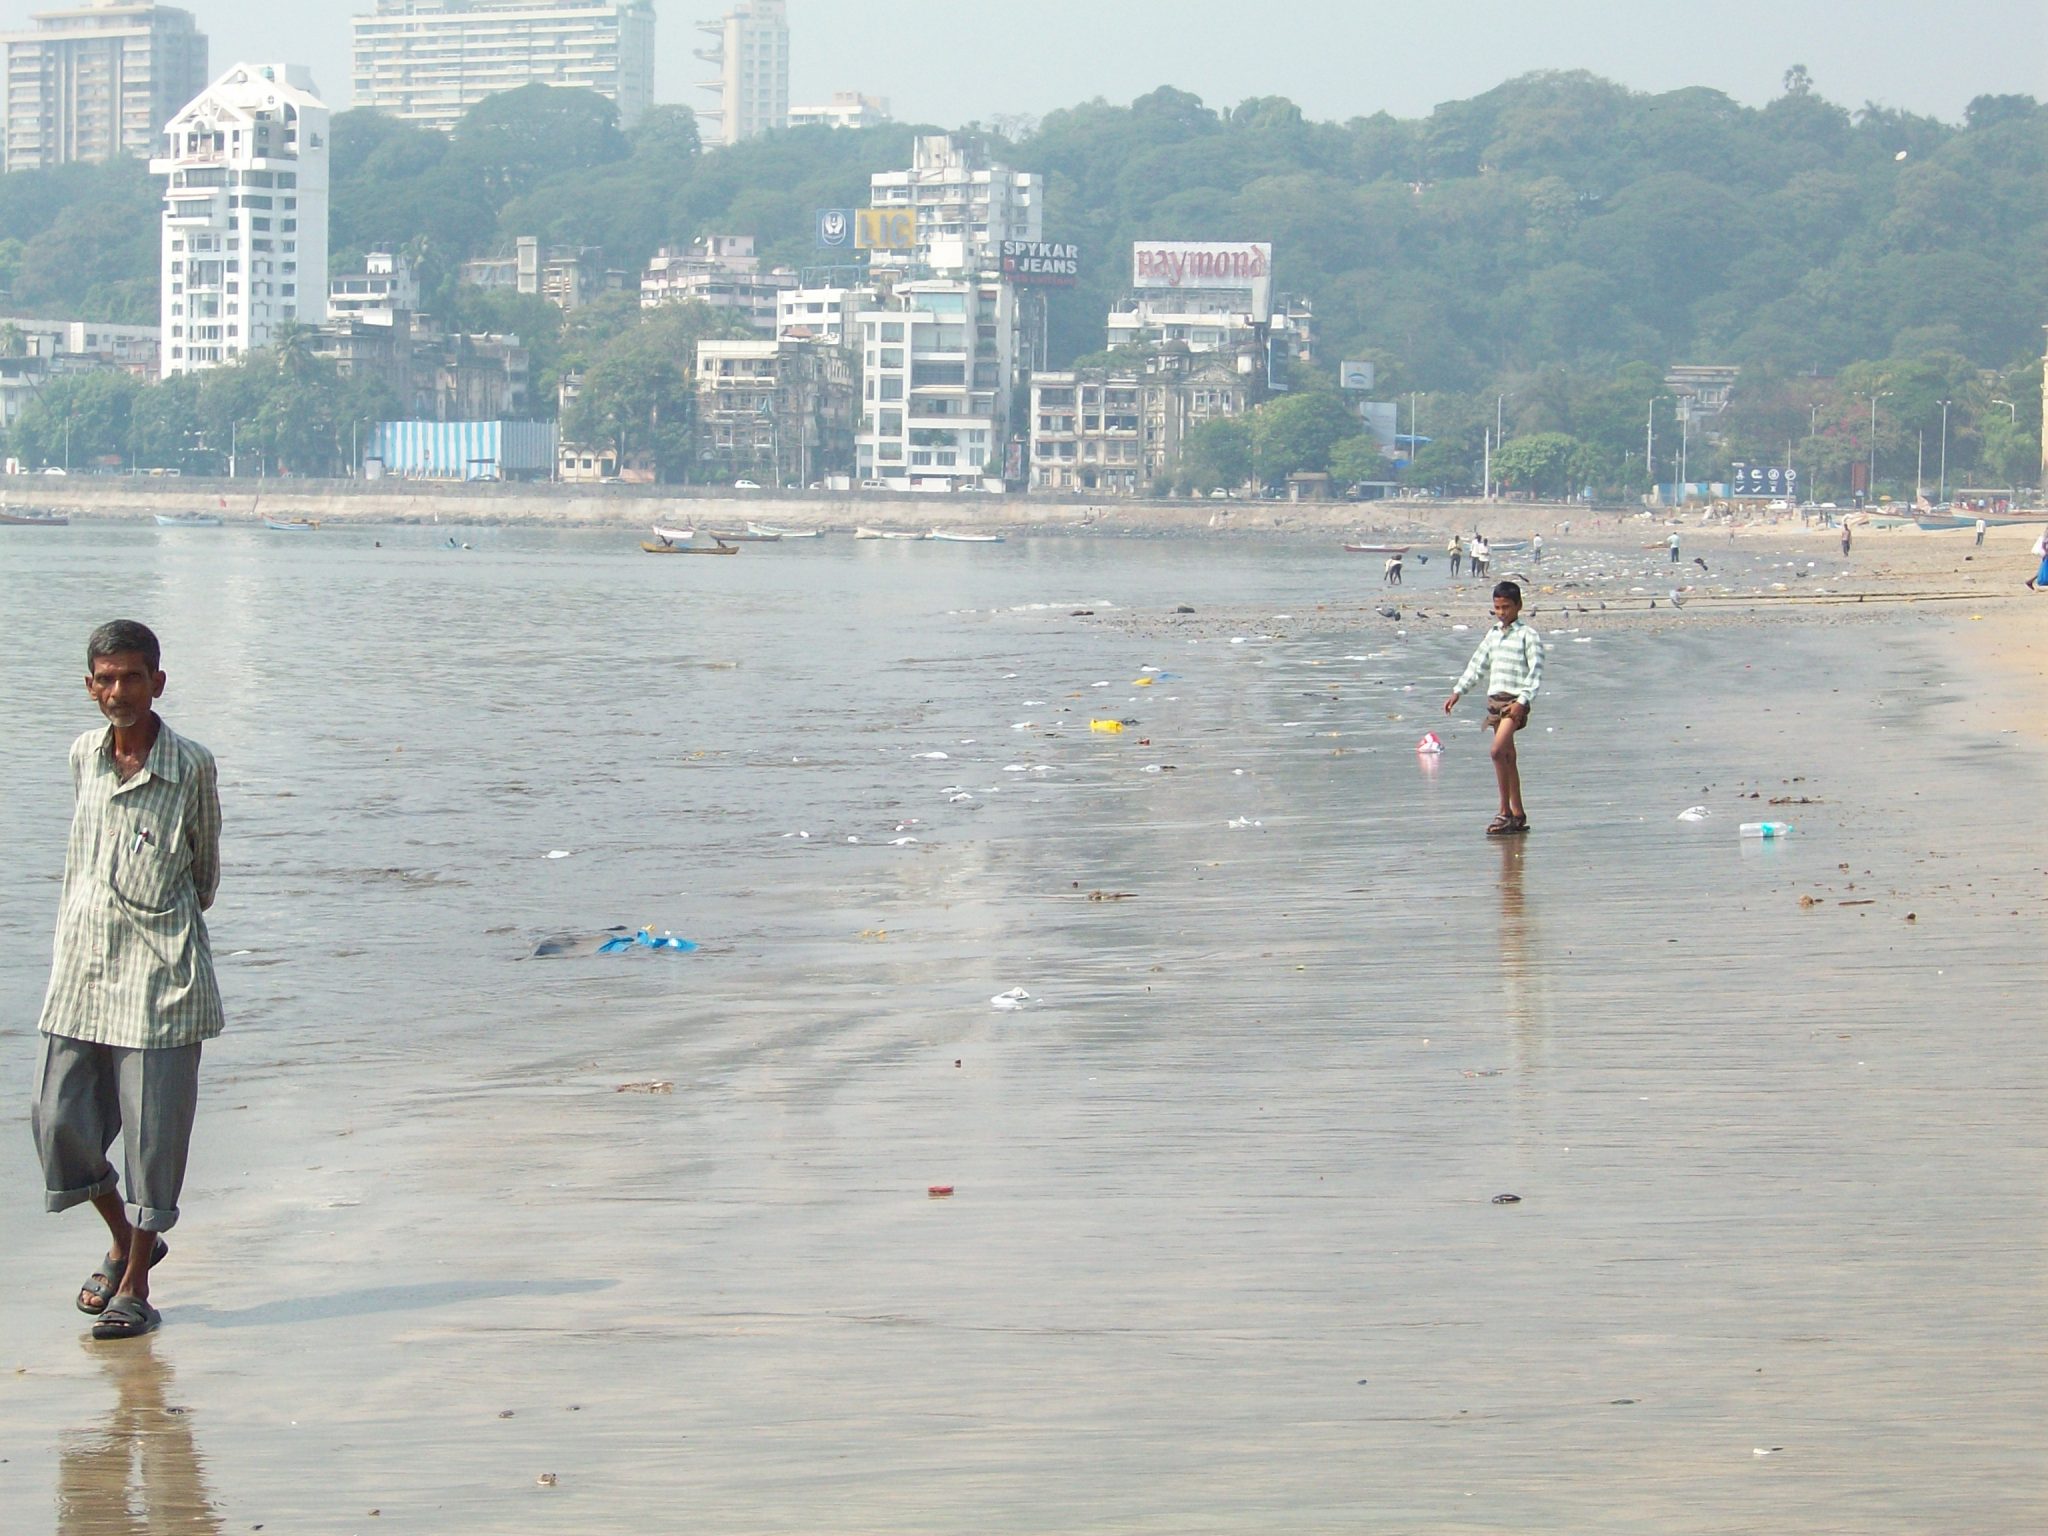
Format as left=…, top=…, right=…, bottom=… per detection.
left=928, top=1185, right=955, bottom=1197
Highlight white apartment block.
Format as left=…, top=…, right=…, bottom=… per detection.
left=1030, top=356, right=1249, bottom=496
left=855, top=276, right=1018, bottom=491
left=351, top=0, right=655, bottom=132
left=694, top=0, right=786, bottom=148
left=329, top=249, right=419, bottom=326
left=2, top=1, right=207, bottom=174
left=695, top=336, right=854, bottom=487
left=641, top=236, right=793, bottom=331
left=788, top=90, right=887, bottom=131
left=870, top=135, right=1041, bottom=276
left=776, top=283, right=875, bottom=346
left=153, top=63, right=329, bottom=378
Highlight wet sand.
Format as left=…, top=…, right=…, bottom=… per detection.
left=0, top=525, right=2043, bottom=1533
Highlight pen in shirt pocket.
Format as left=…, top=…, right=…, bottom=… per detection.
left=130, top=827, right=155, bottom=854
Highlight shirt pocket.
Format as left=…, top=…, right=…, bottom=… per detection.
left=110, top=794, right=190, bottom=914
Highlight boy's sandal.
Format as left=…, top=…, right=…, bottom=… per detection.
left=77, top=1236, right=168, bottom=1316
left=90, top=1294, right=162, bottom=1341
left=1485, top=813, right=1516, bottom=835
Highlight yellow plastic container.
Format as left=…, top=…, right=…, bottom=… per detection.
left=1089, top=719, right=1125, bottom=734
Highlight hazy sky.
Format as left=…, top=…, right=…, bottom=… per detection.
left=3, top=0, right=2042, bottom=127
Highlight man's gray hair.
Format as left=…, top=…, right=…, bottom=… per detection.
left=87, top=620, right=161, bottom=672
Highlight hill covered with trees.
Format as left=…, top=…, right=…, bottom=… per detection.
left=2, top=70, right=2041, bottom=493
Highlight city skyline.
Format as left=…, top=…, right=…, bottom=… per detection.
left=1, top=0, right=2043, bottom=142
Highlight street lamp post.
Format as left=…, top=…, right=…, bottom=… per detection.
left=1990, top=398, right=2017, bottom=423
left=1856, top=390, right=1892, bottom=505
left=1937, top=399, right=1951, bottom=505
left=1807, top=403, right=1820, bottom=507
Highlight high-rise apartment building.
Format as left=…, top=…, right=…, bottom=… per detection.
left=694, top=0, right=786, bottom=148
left=869, top=135, right=1042, bottom=276
left=854, top=275, right=1020, bottom=491
left=153, top=64, right=330, bottom=378
left=351, top=0, right=655, bottom=132
left=1, top=1, right=207, bottom=174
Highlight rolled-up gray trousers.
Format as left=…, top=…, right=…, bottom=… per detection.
left=31, top=1033, right=202, bottom=1233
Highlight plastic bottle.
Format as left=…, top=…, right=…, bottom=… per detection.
left=1738, top=822, right=1792, bottom=839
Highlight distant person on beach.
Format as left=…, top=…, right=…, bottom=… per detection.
left=1447, top=534, right=1463, bottom=574
left=1383, top=553, right=1403, bottom=586
left=1668, top=531, right=1681, bottom=563
left=1841, top=523, right=1853, bottom=558
left=1532, top=533, right=1544, bottom=564
left=31, top=621, right=222, bottom=1341
left=1443, top=581, right=1544, bottom=837
left=2028, top=527, right=2048, bottom=591
left=1470, top=536, right=1489, bottom=578
left=1975, top=518, right=1987, bottom=547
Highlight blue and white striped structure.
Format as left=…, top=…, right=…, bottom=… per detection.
left=370, top=421, right=558, bottom=480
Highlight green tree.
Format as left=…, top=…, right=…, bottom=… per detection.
left=1250, top=391, right=1358, bottom=483
left=1328, top=433, right=1386, bottom=486
left=1180, top=417, right=1252, bottom=490
left=1492, top=432, right=1583, bottom=497
left=8, top=371, right=143, bottom=468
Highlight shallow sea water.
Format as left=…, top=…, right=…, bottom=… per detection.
left=0, top=523, right=2042, bottom=1534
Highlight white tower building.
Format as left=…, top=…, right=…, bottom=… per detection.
left=694, top=0, right=787, bottom=148
left=153, top=63, right=328, bottom=378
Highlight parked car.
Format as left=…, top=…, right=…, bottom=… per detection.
left=41, top=465, right=68, bottom=475
left=733, top=479, right=761, bottom=490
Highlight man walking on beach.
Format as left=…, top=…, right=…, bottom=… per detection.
left=31, top=621, right=222, bottom=1341
left=1444, top=581, right=1544, bottom=836
left=1447, top=533, right=1463, bottom=575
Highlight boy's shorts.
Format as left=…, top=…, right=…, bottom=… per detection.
left=31, top=1034, right=202, bottom=1232
left=1484, top=693, right=1529, bottom=731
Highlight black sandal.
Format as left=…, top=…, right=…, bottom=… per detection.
left=77, top=1237, right=168, bottom=1316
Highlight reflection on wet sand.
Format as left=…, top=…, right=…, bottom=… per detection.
left=57, top=1340, right=222, bottom=1536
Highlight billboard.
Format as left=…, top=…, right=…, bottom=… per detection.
left=1360, top=402, right=1399, bottom=453
left=856, top=207, right=918, bottom=251
left=1730, top=463, right=1798, bottom=498
left=816, top=209, right=854, bottom=249
left=1001, top=240, right=1081, bottom=287
left=1339, top=359, right=1375, bottom=391
left=1131, top=240, right=1273, bottom=319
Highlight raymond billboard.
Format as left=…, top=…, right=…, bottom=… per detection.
left=856, top=207, right=918, bottom=251
left=1132, top=240, right=1273, bottom=319
left=1339, top=359, right=1375, bottom=391
left=1001, top=240, right=1081, bottom=287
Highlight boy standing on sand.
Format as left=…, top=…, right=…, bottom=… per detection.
left=1444, top=581, right=1544, bottom=836
left=31, top=621, right=222, bottom=1341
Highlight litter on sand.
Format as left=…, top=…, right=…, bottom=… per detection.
left=1090, top=719, right=1125, bottom=733
left=594, top=928, right=699, bottom=954
left=1416, top=732, right=1444, bottom=755
left=990, top=987, right=1033, bottom=1011
left=1677, top=806, right=1710, bottom=821
left=544, top=849, right=573, bottom=859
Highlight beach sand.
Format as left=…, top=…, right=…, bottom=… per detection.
left=0, top=523, right=2042, bottom=1533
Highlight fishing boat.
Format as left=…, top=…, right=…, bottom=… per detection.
left=1343, top=543, right=1411, bottom=554
left=748, top=522, right=822, bottom=540
left=854, top=526, right=928, bottom=540
left=642, top=538, right=737, bottom=555
left=650, top=523, right=695, bottom=542
left=156, top=512, right=222, bottom=528
left=699, top=527, right=780, bottom=542
left=1914, top=513, right=2035, bottom=531
left=265, top=516, right=318, bottom=532
left=0, top=507, right=68, bottom=526
left=929, top=529, right=1004, bottom=543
